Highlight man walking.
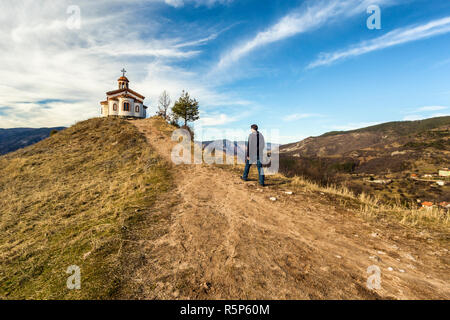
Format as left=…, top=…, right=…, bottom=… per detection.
left=241, top=124, right=265, bottom=186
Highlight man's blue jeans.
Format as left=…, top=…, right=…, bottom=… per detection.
left=242, top=160, right=264, bottom=186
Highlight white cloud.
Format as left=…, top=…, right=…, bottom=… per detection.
left=403, top=113, right=450, bottom=121
left=165, top=0, right=233, bottom=8
left=282, top=113, right=321, bottom=122
left=402, top=106, right=449, bottom=121
left=165, top=0, right=185, bottom=7
left=216, top=0, right=397, bottom=70
left=198, top=113, right=237, bottom=126
left=403, top=115, right=423, bottom=121
left=193, top=126, right=248, bottom=142
left=431, top=112, right=450, bottom=117
left=330, top=122, right=381, bottom=131
left=417, top=105, right=448, bottom=111
left=308, top=16, right=450, bottom=68
left=139, top=62, right=253, bottom=113
left=0, top=0, right=245, bottom=128
left=273, top=134, right=307, bottom=144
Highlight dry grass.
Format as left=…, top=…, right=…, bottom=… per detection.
left=0, top=117, right=172, bottom=299
left=290, top=175, right=449, bottom=231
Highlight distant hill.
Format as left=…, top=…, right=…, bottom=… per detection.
left=0, top=127, right=65, bottom=155
left=320, top=116, right=450, bottom=137
left=279, top=116, right=450, bottom=204
left=281, top=116, right=450, bottom=158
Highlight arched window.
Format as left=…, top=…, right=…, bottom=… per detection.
left=113, top=103, right=117, bottom=111
left=135, top=105, right=140, bottom=112
left=123, top=102, right=130, bottom=111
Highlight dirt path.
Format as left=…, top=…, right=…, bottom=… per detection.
left=122, top=118, right=449, bottom=299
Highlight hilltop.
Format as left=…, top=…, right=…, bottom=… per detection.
left=0, top=117, right=448, bottom=299
left=0, top=117, right=171, bottom=298
left=280, top=116, right=450, bottom=205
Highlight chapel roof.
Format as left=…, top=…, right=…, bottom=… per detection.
left=106, top=88, right=145, bottom=99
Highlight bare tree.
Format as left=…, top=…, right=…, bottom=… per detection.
left=156, top=90, right=171, bottom=121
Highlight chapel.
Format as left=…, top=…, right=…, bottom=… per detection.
left=100, top=69, right=147, bottom=118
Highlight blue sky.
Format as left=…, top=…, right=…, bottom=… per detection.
left=0, top=0, right=449, bottom=143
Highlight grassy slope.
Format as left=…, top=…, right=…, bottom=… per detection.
left=0, top=117, right=172, bottom=299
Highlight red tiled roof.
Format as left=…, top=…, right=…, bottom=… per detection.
left=106, top=88, right=145, bottom=99
left=116, top=93, right=144, bottom=103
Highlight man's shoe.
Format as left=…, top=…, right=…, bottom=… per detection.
left=240, top=177, right=248, bottom=181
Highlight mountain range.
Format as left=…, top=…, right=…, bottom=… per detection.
left=0, top=127, right=65, bottom=155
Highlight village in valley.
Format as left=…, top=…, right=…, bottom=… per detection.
left=410, top=168, right=449, bottom=210
left=359, top=167, right=450, bottom=211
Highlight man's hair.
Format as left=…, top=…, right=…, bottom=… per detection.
left=251, top=124, right=258, bottom=131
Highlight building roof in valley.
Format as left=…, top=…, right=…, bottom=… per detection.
left=421, top=201, right=433, bottom=207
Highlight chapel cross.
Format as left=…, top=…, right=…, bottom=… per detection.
left=121, top=68, right=127, bottom=77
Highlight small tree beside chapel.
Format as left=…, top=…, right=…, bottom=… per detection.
left=171, top=90, right=199, bottom=127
